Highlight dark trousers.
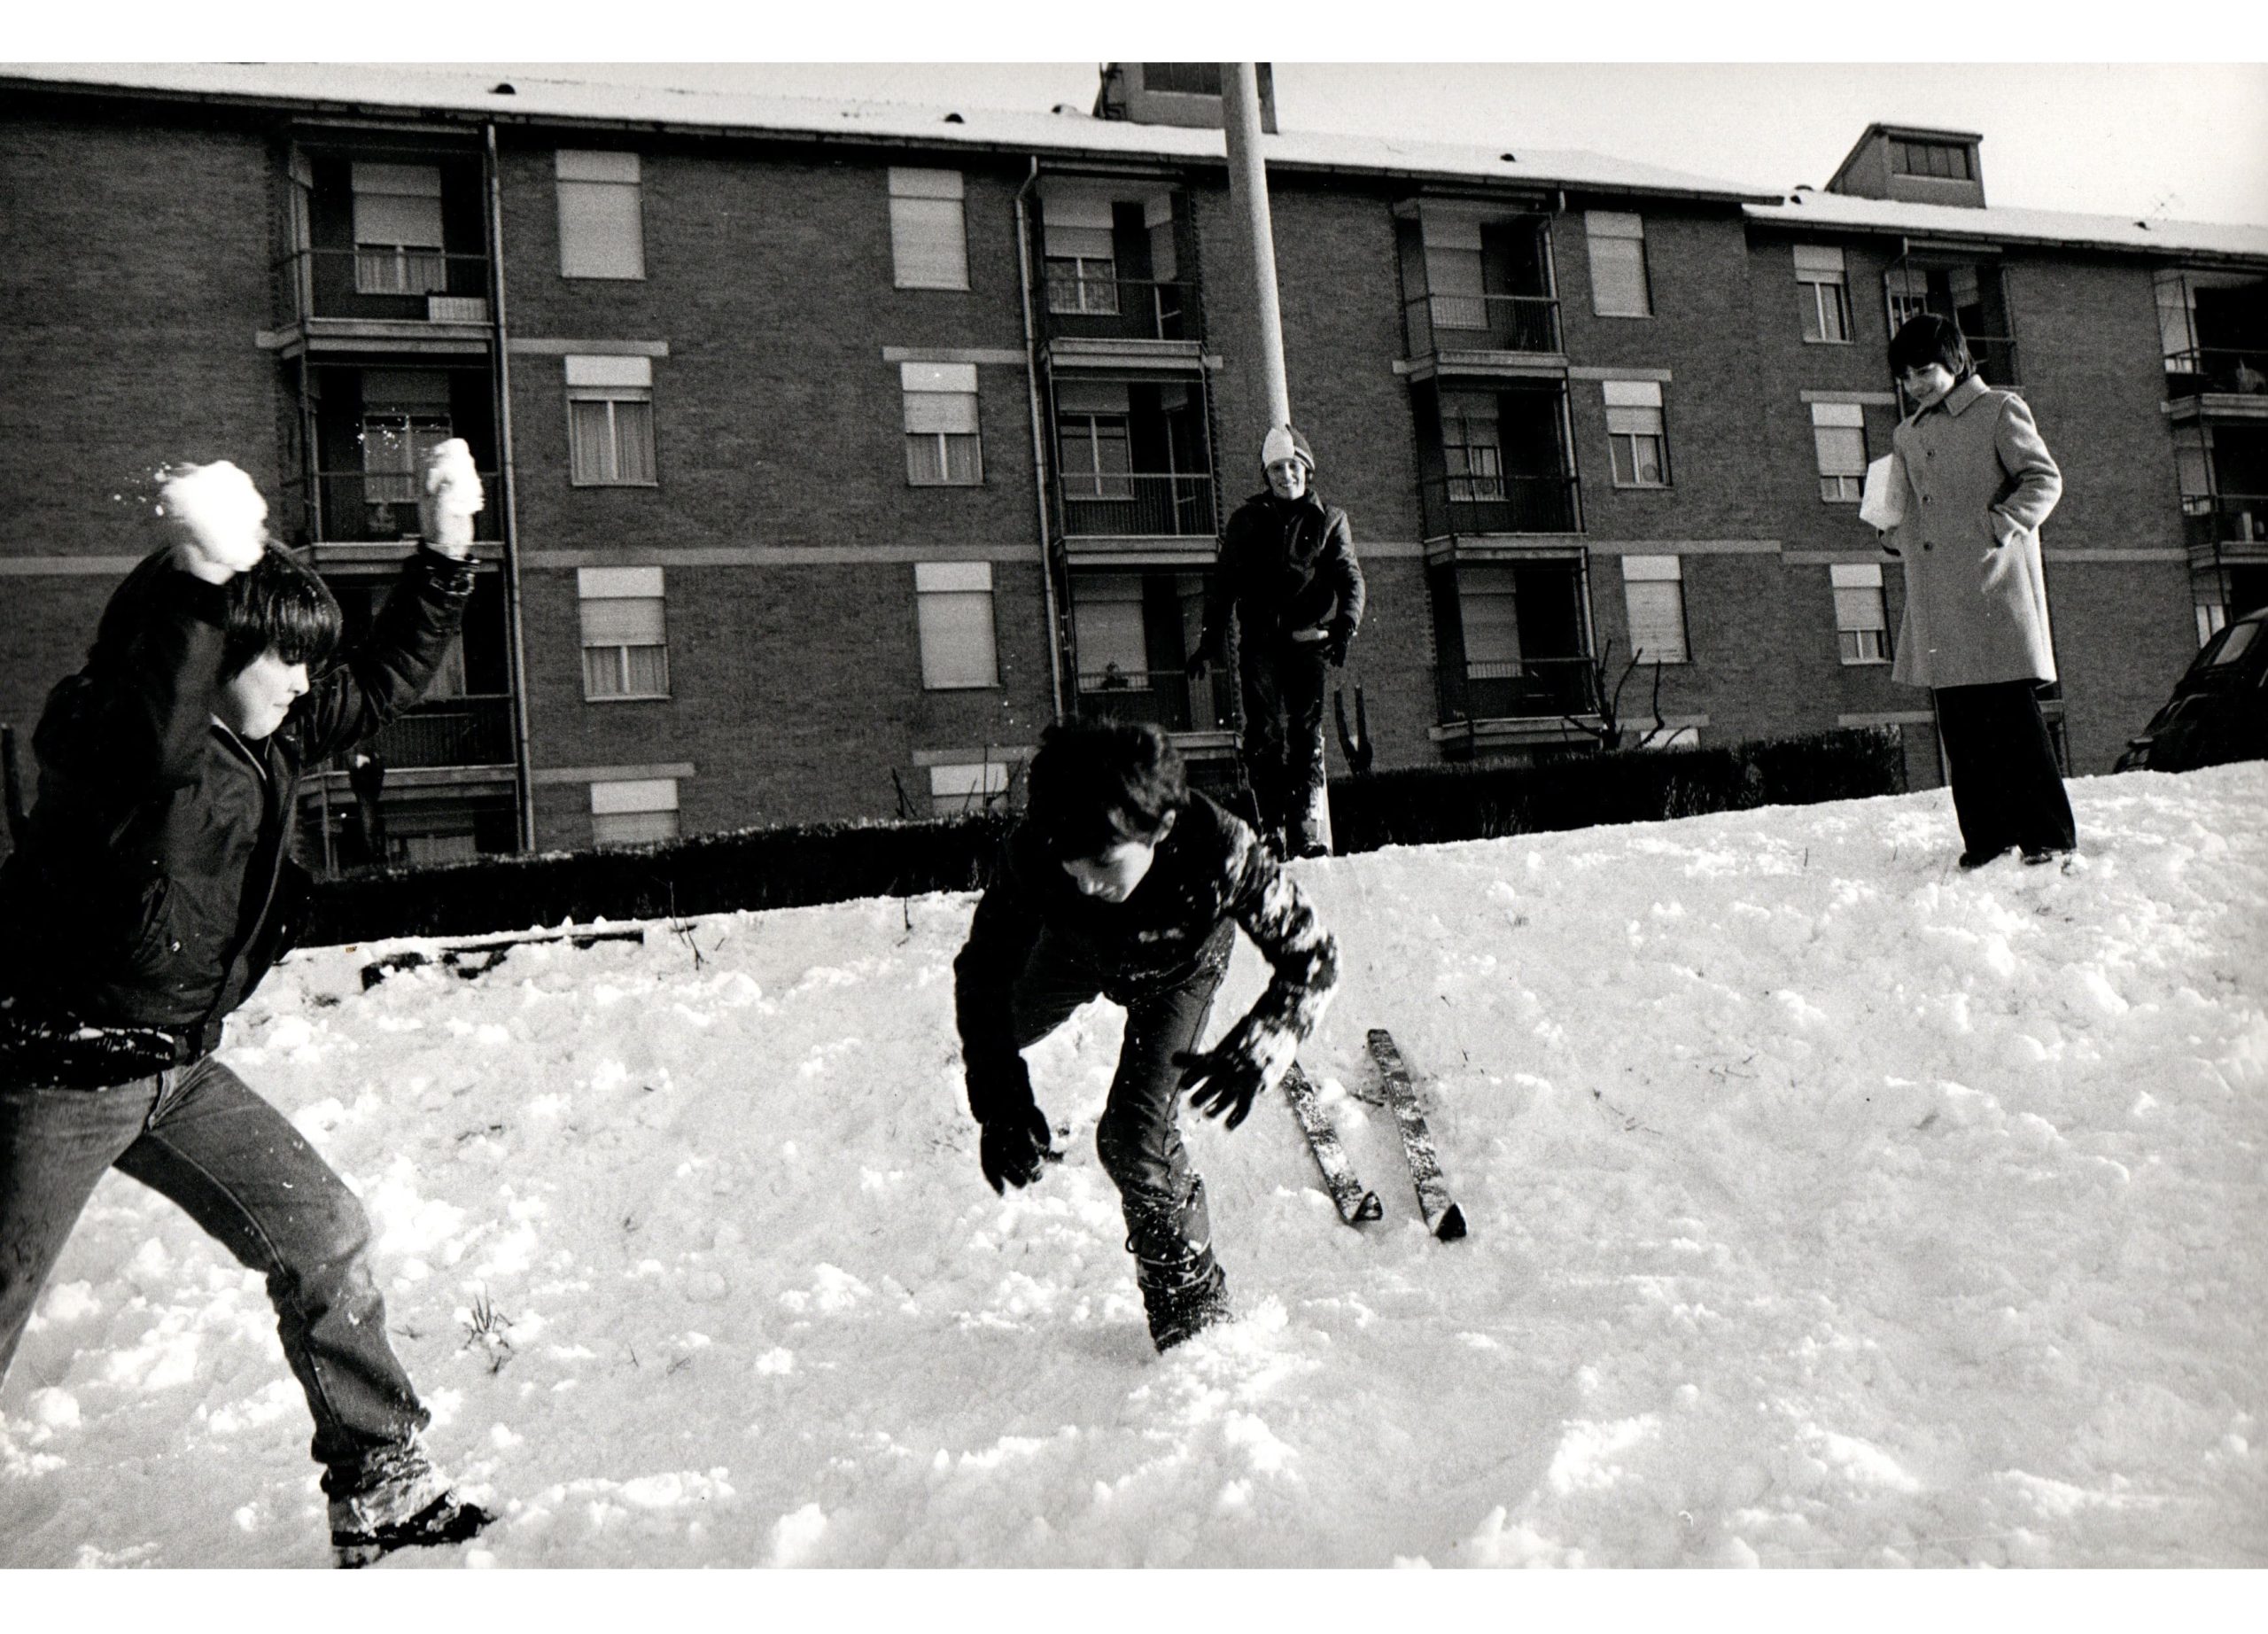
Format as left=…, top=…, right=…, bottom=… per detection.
left=1933, top=680, right=2078, bottom=860
left=1009, top=923, right=1232, bottom=1250
left=1239, top=642, right=1330, bottom=852
left=0, top=1054, right=429, bottom=1497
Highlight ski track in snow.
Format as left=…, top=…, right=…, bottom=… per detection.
left=2, top=767, right=2264, bottom=1568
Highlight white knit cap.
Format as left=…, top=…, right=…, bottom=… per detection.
left=1260, top=424, right=1314, bottom=471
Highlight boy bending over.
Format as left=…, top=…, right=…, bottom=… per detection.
left=952, top=721, right=1338, bottom=1350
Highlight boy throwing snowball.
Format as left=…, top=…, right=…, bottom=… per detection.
left=0, top=444, right=493, bottom=1565
left=952, top=720, right=1339, bottom=1351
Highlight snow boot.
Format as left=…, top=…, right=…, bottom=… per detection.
left=1126, top=1177, right=1234, bottom=1352
left=327, top=1441, right=493, bottom=1567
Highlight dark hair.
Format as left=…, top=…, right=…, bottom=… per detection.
left=1887, top=312, right=1974, bottom=384
left=221, top=548, right=341, bottom=680
left=1024, top=720, right=1187, bottom=860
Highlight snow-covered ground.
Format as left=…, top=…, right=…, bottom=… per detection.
left=3, top=766, right=2264, bottom=1571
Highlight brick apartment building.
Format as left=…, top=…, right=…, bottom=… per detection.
left=3, top=63, right=2263, bottom=869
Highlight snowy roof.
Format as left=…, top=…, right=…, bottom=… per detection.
left=0, top=61, right=1775, bottom=205
left=1747, top=187, right=2268, bottom=263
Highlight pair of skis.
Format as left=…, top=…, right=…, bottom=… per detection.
left=1281, top=1029, right=1467, bottom=1241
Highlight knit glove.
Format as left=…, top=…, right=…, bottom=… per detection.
left=968, top=1060, right=1059, bottom=1194
left=1323, top=619, right=1355, bottom=669
left=1175, top=1016, right=1297, bottom=1132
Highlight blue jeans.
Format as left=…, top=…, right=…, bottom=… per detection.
left=1010, top=922, right=1232, bottom=1242
left=0, top=1054, right=429, bottom=1498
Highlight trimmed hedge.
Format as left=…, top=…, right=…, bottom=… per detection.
left=304, top=726, right=1907, bottom=945
left=1327, top=725, right=1907, bottom=852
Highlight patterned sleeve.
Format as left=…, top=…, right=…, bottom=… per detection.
left=951, top=837, right=1043, bottom=1121
left=1217, top=811, right=1340, bottom=1085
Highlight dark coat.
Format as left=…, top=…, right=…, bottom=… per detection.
left=1886, top=375, right=2063, bottom=689
left=951, top=792, right=1338, bottom=1118
left=0, top=545, right=474, bottom=1033
left=1196, top=488, right=1365, bottom=660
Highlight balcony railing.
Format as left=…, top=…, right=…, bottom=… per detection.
left=2184, top=494, right=2268, bottom=555
left=278, top=246, right=493, bottom=324
left=307, top=468, right=504, bottom=544
left=1403, top=291, right=1562, bottom=357
left=2164, top=346, right=2268, bottom=399
left=1439, top=656, right=1596, bottom=724
left=1075, top=669, right=1233, bottom=733
left=1059, top=471, right=1216, bottom=538
left=1418, top=473, right=1581, bottom=539
left=346, top=694, right=515, bottom=771
left=1040, top=275, right=1200, bottom=344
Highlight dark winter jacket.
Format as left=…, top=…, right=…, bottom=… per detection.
left=1195, top=489, right=1365, bottom=662
left=0, top=545, right=475, bottom=1041
left=953, top=791, right=1338, bottom=1119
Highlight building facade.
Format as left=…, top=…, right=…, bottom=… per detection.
left=3, top=67, right=2263, bottom=868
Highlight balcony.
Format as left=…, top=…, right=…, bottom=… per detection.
left=1041, top=276, right=1200, bottom=346
left=2165, top=347, right=2268, bottom=401
left=1059, top=471, right=1215, bottom=540
left=1418, top=474, right=1581, bottom=541
left=2185, top=494, right=2268, bottom=563
left=1403, top=291, right=1563, bottom=360
left=347, top=694, right=515, bottom=772
left=1075, top=668, right=1234, bottom=734
left=307, top=468, right=504, bottom=545
left=274, top=247, right=493, bottom=350
left=1438, top=657, right=1597, bottom=726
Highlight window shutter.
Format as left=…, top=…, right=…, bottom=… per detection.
left=580, top=596, right=666, bottom=646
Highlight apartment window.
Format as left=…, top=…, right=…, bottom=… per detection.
left=1424, top=216, right=1489, bottom=332
left=928, top=761, right=1010, bottom=816
left=1890, top=139, right=1971, bottom=182
left=1811, top=401, right=1868, bottom=502
left=1045, top=196, right=1119, bottom=315
left=1075, top=573, right=1149, bottom=685
left=351, top=163, right=446, bottom=295
left=359, top=369, right=454, bottom=505
left=591, top=778, right=679, bottom=847
left=1585, top=211, right=1651, bottom=317
left=1832, top=564, right=1890, bottom=664
left=1441, top=392, right=1505, bottom=501
left=1142, top=63, right=1223, bottom=97
left=1604, top=380, right=1670, bottom=487
left=579, top=567, right=669, bottom=700
left=1621, top=555, right=1689, bottom=665
left=566, top=355, right=656, bottom=486
left=556, top=150, right=645, bottom=280
left=902, top=362, right=982, bottom=486
left=915, top=562, right=999, bottom=689
left=1796, top=245, right=1852, bottom=343
left=889, top=167, right=968, bottom=291
left=1460, top=566, right=1522, bottom=668
left=1055, top=379, right=1133, bottom=500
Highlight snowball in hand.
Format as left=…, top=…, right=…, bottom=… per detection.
left=423, top=437, right=484, bottom=526
left=159, top=461, right=268, bottom=574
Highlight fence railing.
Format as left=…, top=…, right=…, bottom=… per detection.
left=1059, top=471, right=1216, bottom=538
left=305, top=467, right=504, bottom=543
left=2184, top=493, right=2268, bottom=553
left=1403, top=290, right=1562, bottom=356
left=2164, top=346, right=2268, bottom=398
left=344, top=694, right=515, bottom=771
left=1039, top=275, right=1200, bottom=343
left=1439, top=656, right=1597, bottom=724
left=277, top=246, right=493, bottom=323
left=1418, top=473, right=1581, bottom=539
left=1074, top=669, right=1233, bottom=734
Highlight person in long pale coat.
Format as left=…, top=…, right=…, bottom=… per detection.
left=1884, top=313, right=2078, bottom=868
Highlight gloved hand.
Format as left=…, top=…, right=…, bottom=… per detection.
left=1175, top=1043, right=1271, bottom=1131
left=1323, top=619, right=1355, bottom=669
left=979, top=1102, right=1060, bottom=1194
left=1186, top=642, right=1223, bottom=683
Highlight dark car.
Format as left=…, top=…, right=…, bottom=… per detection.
left=2115, top=607, right=2268, bottom=772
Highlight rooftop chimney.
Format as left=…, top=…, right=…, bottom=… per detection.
left=1094, top=63, right=1278, bottom=134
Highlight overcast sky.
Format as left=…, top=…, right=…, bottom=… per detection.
left=18, top=7, right=2268, bottom=223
